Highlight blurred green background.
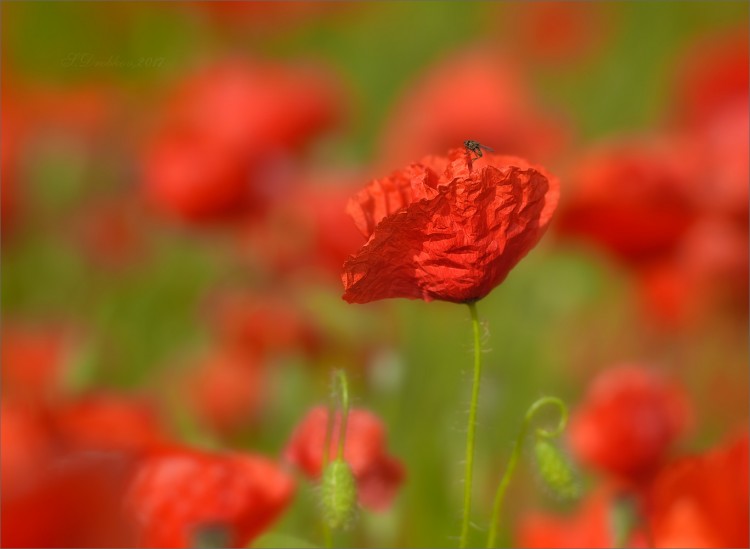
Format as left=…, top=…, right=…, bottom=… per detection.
left=2, top=2, right=747, bottom=547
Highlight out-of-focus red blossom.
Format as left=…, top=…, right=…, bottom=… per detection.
left=1, top=87, right=29, bottom=242
left=500, top=2, right=618, bottom=66
left=1, top=322, right=80, bottom=402
left=637, top=217, right=749, bottom=327
left=1, top=394, right=168, bottom=548
left=142, top=131, right=258, bottom=222
left=237, top=175, right=366, bottom=279
left=126, top=447, right=295, bottom=548
left=676, top=217, right=749, bottom=311
left=670, top=29, right=749, bottom=127
left=646, top=433, right=749, bottom=548
left=1, top=400, right=55, bottom=497
left=693, top=102, right=749, bottom=217
left=379, top=50, right=570, bottom=168
left=633, top=114, right=748, bottom=325
left=204, top=291, right=322, bottom=357
left=554, top=136, right=700, bottom=267
left=342, top=148, right=559, bottom=303
left=53, top=393, right=169, bottom=455
left=142, top=59, right=343, bottom=223
left=72, top=196, right=149, bottom=270
left=179, top=348, right=266, bottom=435
left=284, top=406, right=405, bottom=510
left=568, top=365, right=691, bottom=483
left=516, top=488, right=648, bottom=548
left=24, top=81, right=121, bottom=142
left=635, top=261, right=699, bottom=330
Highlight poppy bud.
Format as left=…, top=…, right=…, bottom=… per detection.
left=533, top=438, right=580, bottom=500
left=320, top=458, right=358, bottom=530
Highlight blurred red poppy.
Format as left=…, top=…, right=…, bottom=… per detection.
left=237, top=173, right=366, bottom=281
left=554, top=136, right=700, bottom=268
left=203, top=290, right=322, bottom=358
left=284, top=406, right=405, bottom=510
left=1, top=400, right=55, bottom=500
left=499, top=2, right=619, bottom=66
left=342, top=148, right=559, bottom=303
left=1, top=322, right=80, bottom=402
left=637, top=215, right=749, bottom=328
left=53, top=393, right=168, bottom=455
left=517, top=488, right=648, bottom=548
left=179, top=347, right=266, bottom=435
left=645, top=433, right=749, bottom=548
left=1, top=86, right=30, bottom=242
left=142, top=59, right=343, bottom=224
left=568, top=365, right=691, bottom=484
left=378, top=49, right=570, bottom=168
left=24, top=81, right=121, bottom=143
left=126, top=447, right=295, bottom=548
left=670, top=28, right=749, bottom=128
left=1, top=393, right=168, bottom=548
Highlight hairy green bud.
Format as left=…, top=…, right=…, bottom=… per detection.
left=533, top=438, right=580, bottom=500
left=320, top=458, right=358, bottom=530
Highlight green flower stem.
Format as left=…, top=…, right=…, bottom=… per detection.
left=334, top=370, right=350, bottom=460
left=322, top=522, right=333, bottom=549
left=460, top=301, right=483, bottom=549
left=486, top=396, right=568, bottom=548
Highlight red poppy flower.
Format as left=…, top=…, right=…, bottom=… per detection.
left=142, top=59, right=343, bottom=223
left=645, top=433, right=749, bottom=548
left=53, top=393, right=168, bottom=456
left=1, top=400, right=55, bottom=498
left=0, top=88, right=27, bottom=242
left=499, top=2, right=619, bottom=66
left=690, top=101, right=749, bottom=225
left=126, top=447, right=295, bottom=548
left=203, top=290, right=322, bottom=357
left=516, top=488, right=648, bottom=548
left=670, top=28, right=749, bottom=128
left=179, top=347, right=266, bottom=435
left=554, top=136, right=701, bottom=267
left=284, top=406, right=405, bottom=510
left=237, top=173, right=366, bottom=280
left=2, top=448, right=140, bottom=548
left=1, top=322, right=80, bottom=402
left=1, top=396, right=157, bottom=548
left=637, top=214, right=750, bottom=328
left=568, top=365, right=691, bottom=483
left=378, top=50, right=569, bottom=168
left=142, top=130, right=262, bottom=223
left=25, top=82, right=121, bottom=143
left=342, top=148, right=559, bottom=304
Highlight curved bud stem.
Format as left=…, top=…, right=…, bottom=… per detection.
left=526, top=396, right=567, bottom=440
left=486, top=396, right=569, bottom=548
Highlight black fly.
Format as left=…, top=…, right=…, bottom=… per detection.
left=463, top=140, right=494, bottom=158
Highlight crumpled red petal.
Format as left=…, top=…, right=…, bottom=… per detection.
left=342, top=149, right=558, bottom=303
